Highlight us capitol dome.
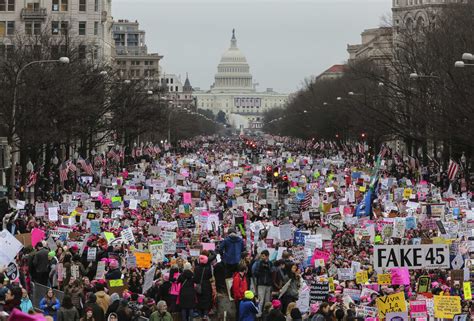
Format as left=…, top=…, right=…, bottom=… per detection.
left=193, top=30, right=289, bottom=131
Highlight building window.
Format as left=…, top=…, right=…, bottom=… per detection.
left=7, top=21, right=14, bottom=35
left=0, top=22, right=5, bottom=36
left=166, top=78, right=169, bottom=84
left=94, top=0, right=99, bottom=12
left=25, top=22, right=41, bottom=35
left=78, top=45, right=86, bottom=59
left=61, top=0, right=68, bottom=11
left=60, top=21, right=68, bottom=35
left=79, top=21, right=86, bottom=35
left=94, top=21, right=99, bottom=35
left=79, top=0, right=86, bottom=12
left=0, top=0, right=15, bottom=11
left=170, top=78, right=173, bottom=84
left=52, top=21, right=59, bottom=35
left=175, top=86, right=178, bottom=92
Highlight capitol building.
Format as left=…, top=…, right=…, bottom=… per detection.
left=193, top=30, right=289, bottom=130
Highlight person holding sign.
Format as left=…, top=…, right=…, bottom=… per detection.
left=177, top=262, right=196, bottom=321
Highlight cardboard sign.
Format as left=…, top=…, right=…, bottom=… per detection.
left=417, top=276, right=431, bottom=293
left=15, top=233, right=32, bottom=247
left=107, top=279, right=127, bottom=295
left=376, top=292, right=407, bottom=319
left=433, top=295, right=461, bottom=319
left=134, top=252, right=152, bottom=269
left=373, top=244, right=449, bottom=270
left=410, top=300, right=427, bottom=318
left=378, top=273, right=392, bottom=285
left=356, top=271, right=368, bottom=284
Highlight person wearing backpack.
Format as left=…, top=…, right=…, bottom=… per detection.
left=232, top=264, right=248, bottom=321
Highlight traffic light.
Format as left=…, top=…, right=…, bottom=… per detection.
left=273, top=167, right=279, bottom=178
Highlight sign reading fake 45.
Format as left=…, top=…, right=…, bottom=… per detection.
left=373, top=244, right=449, bottom=270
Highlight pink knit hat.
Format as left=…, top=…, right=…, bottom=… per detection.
left=199, top=255, right=209, bottom=265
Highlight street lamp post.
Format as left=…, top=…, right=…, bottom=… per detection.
left=10, top=57, right=70, bottom=199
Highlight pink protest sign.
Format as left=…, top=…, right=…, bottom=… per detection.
left=183, top=193, right=192, bottom=204
left=202, top=242, right=216, bottom=251
left=226, top=181, right=235, bottom=188
left=391, top=267, right=410, bottom=285
left=31, top=228, right=45, bottom=247
left=409, top=300, right=427, bottom=318
left=310, top=249, right=330, bottom=265
left=322, top=241, right=334, bottom=254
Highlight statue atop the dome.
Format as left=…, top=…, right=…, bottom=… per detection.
left=232, top=29, right=236, bottom=39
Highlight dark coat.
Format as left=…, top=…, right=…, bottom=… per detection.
left=177, top=269, right=196, bottom=309
left=105, top=268, right=122, bottom=280
left=33, top=248, right=50, bottom=273
left=193, top=263, right=213, bottom=310
left=220, top=234, right=244, bottom=265
left=84, top=302, right=105, bottom=321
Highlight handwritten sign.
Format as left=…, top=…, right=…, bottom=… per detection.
left=134, top=252, right=152, bottom=269
left=378, top=273, right=392, bottom=285
left=356, top=271, right=368, bottom=284
left=433, top=295, right=461, bottom=319
left=376, top=292, right=407, bottom=319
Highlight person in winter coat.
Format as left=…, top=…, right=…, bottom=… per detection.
left=64, top=279, right=84, bottom=315
left=251, top=250, right=273, bottom=318
left=106, top=293, right=121, bottom=319
left=177, top=262, right=196, bottom=321
left=4, top=286, right=22, bottom=313
left=311, top=302, right=330, bottom=321
left=193, top=255, right=213, bottom=320
left=48, top=251, right=59, bottom=289
left=116, top=299, right=133, bottom=321
left=233, top=264, right=249, bottom=321
left=95, top=282, right=110, bottom=313
left=239, top=290, right=259, bottom=321
left=57, top=295, right=80, bottom=321
left=220, top=228, right=244, bottom=276
left=267, top=300, right=286, bottom=321
left=20, top=288, right=33, bottom=313
left=81, top=307, right=96, bottom=321
left=84, top=293, right=105, bottom=321
left=105, top=260, right=122, bottom=280
left=33, top=242, right=51, bottom=285
left=39, top=288, right=61, bottom=321
left=149, top=301, right=173, bottom=321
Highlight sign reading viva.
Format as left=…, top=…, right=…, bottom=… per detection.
left=373, top=244, right=449, bottom=270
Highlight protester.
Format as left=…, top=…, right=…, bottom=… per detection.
left=252, top=250, right=273, bottom=318
left=33, top=243, right=50, bottom=286
left=84, top=294, right=105, bottom=321
left=239, top=290, right=259, bottom=321
left=233, top=264, right=249, bottom=321
left=19, top=288, right=33, bottom=313
left=177, top=262, right=195, bottom=321
left=148, top=301, right=172, bottom=321
left=220, top=228, right=244, bottom=276
left=57, top=295, right=80, bottom=321
left=39, top=288, right=61, bottom=321
left=193, top=254, right=213, bottom=320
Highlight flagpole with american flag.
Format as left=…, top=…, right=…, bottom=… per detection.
left=447, top=159, right=459, bottom=181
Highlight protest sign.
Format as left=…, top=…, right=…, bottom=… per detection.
left=410, top=300, right=427, bottom=318
left=5, top=262, right=18, bottom=280
left=338, top=268, right=354, bottom=281
left=463, top=282, right=472, bottom=300
left=373, top=244, right=449, bottom=270
left=376, top=292, right=407, bottom=319
left=134, top=252, right=152, bottom=269
left=87, top=247, right=97, bottom=261
left=356, top=271, right=368, bottom=284
left=142, top=266, right=156, bottom=294
left=386, top=312, right=409, bottom=321
left=378, top=273, right=392, bottom=285
left=417, top=276, right=431, bottom=293
left=107, top=279, right=127, bottom=295
left=433, top=295, right=461, bottom=319
left=149, top=241, right=164, bottom=263
left=0, top=230, right=24, bottom=266
left=310, top=281, right=329, bottom=303
left=391, top=268, right=410, bottom=285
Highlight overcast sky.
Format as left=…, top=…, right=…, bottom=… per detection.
left=113, top=0, right=392, bottom=93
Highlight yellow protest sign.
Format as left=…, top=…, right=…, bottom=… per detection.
left=134, top=252, right=152, bottom=269
left=433, top=295, right=461, bottom=319
left=111, top=196, right=122, bottom=203
left=378, top=273, right=392, bottom=285
left=109, top=279, right=124, bottom=287
left=403, top=188, right=412, bottom=199
left=104, top=232, right=115, bottom=242
left=464, top=282, right=472, bottom=300
left=328, top=277, right=335, bottom=292
left=356, top=271, right=368, bottom=284
left=376, top=292, right=407, bottom=319
left=359, top=186, right=366, bottom=192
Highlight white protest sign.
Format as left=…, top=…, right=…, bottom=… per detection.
left=373, top=244, right=450, bottom=270
left=0, top=230, right=23, bottom=267
left=48, top=207, right=59, bottom=221
left=121, top=227, right=135, bottom=244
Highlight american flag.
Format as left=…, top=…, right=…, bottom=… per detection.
left=78, top=157, right=94, bottom=175
left=107, top=149, right=121, bottom=163
left=447, top=160, right=459, bottom=181
left=67, top=160, right=77, bottom=172
left=379, top=145, right=388, bottom=158
left=26, top=171, right=37, bottom=188
left=300, top=190, right=312, bottom=210
left=94, top=155, right=103, bottom=167
left=59, top=162, right=69, bottom=182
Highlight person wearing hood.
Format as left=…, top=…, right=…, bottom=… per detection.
left=177, top=262, right=196, bottom=321
left=107, top=312, right=118, bottom=321
left=106, top=293, right=121, bottom=319
left=148, top=301, right=172, bottom=321
left=219, top=227, right=244, bottom=277
left=95, top=283, right=110, bottom=313
left=48, top=251, right=59, bottom=289
left=64, top=279, right=84, bottom=315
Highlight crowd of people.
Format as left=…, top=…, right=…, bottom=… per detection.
left=0, top=135, right=471, bottom=321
